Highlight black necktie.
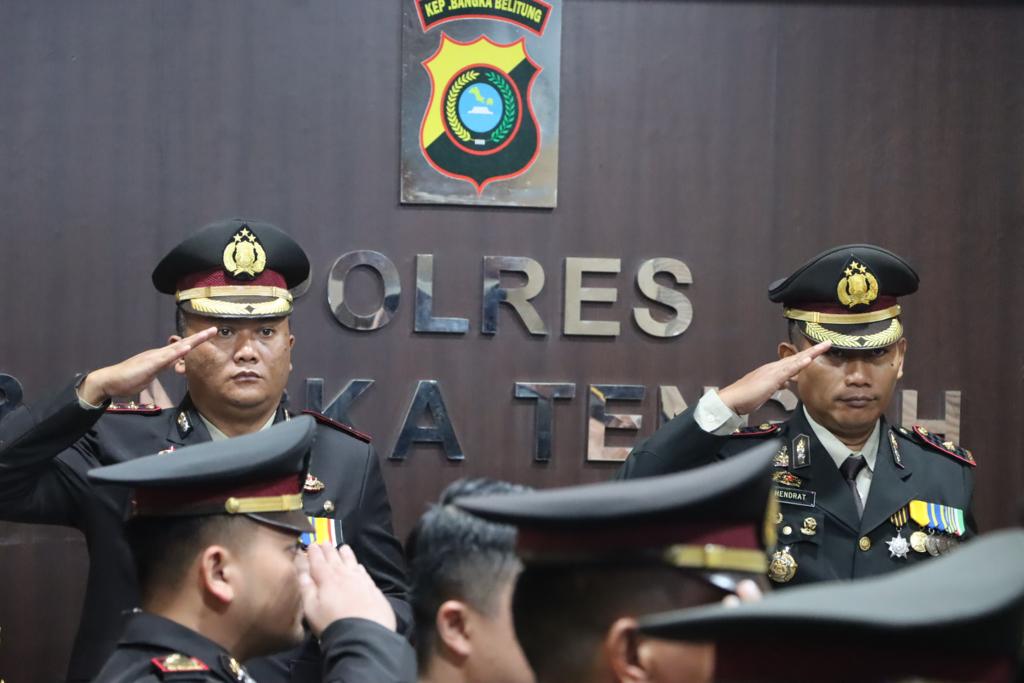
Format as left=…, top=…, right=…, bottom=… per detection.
left=840, top=454, right=867, bottom=517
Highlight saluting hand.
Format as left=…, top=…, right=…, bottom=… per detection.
left=77, top=327, right=217, bottom=406
left=716, top=341, right=831, bottom=416
left=298, top=543, right=397, bottom=637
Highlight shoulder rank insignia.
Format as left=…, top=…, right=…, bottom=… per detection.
left=730, top=422, right=780, bottom=437
left=771, top=471, right=803, bottom=488
left=910, top=426, right=976, bottom=467
left=302, top=410, right=372, bottom=443
left=106, top=401, right=162, bottom=415
left=152, top=653, right=209, bottom=673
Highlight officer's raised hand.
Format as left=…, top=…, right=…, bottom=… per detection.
left=299, top=543, right=397, bottom=636
left=716, top=340, right=832, bottom=416
left=77, top=327, right=217, bottom=406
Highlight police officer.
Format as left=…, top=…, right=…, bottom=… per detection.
left=0, top=219, right=408, bottom=682
left=618, top=244, right=976, bottom=587
left=89, top=416, right=415, bottom=683
left=455, top=442, right=778, bottom=683
left=638, top=529, right=1024, bottom=682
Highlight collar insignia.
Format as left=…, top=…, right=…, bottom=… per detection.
left=304, top=473, right=326, bottom=493
left=176, top=410, right=192, bottom=438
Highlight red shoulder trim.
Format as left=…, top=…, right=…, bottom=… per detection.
left=302, top=410, right=372, bottom=443
left=106, top=402, right=163, bottom=415
left=151, top=653, right=209, bottom=672
left=730, top=422, right=781, bottom=438
left=912, top=426, right=976, bottom=467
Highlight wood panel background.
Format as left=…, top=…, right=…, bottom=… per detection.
left=1, top=1, right=1021, bottom=680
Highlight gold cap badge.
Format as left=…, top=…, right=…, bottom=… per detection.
left=837, top=259, right=879, bottom=308
left=223, top=227, right=267, bottom=280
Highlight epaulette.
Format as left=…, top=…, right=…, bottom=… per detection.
left=901, top=425, right=976, bottom=467
left=151, top=653, right=209, bottom=680
left=302, top=410, right=372, bottom=443
left=730, top=422, right=781, bottom=437
left=106, top=401, right=162, bottom=415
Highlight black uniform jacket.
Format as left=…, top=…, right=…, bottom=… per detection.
left=616, top=404, right=976, bottom=586
left=0, top=377, right=409, bottom=682
left=93, top=612, right=416, bottom=683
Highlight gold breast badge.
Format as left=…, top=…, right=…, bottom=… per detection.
left=768, top=546, right=798, bottom=583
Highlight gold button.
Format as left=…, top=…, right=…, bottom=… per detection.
left=323, top=500, right=335, bottom=514
left=858, top=536, right=871, bottom=551
left=782, top=525, right=792, bottom=535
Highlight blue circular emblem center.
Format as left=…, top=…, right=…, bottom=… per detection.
left=458, top=83, right=503, bottom=133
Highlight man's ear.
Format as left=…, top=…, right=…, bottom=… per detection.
left=167, top=334, right=188, bottom=375
left=435, top=600, right=473, bottom=660
left=198, top=545, right=237, bottom=607
left=778, top=341, right=799, bottom=360
left=605, top=617, right=650, bottom=683
left=895, top=337, right=908, bottom=379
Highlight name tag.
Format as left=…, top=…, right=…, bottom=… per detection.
left=774, top=487, right=817, bottom=508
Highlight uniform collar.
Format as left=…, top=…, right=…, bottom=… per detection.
left=802, top=405, right=880, bottom=473
left=198, top=410, right=277, bottom=442
left=118, top=611, right=233, bottom=671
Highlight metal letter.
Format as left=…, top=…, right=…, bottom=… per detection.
left=305, top=378, right=375, bottom=426
left=901, top=390, right=962, bottom=443
left=514, top=382, right=576, bottom=462
left=633, top=258, right=693, bottom=338
left=0, top=374, right=24, bottom=421
left=482, top=256, right=548, bottom=335
left=415, top=254, right=469, bottom=334
left=658, top=385, right=689, bottom=426
left=587, top=384, right=645, bottom=462
left=564, top=258, right=621, bottom=336
left=327, top=251, right=401, bottom=331
left=392, top=381, right=464, bottom=461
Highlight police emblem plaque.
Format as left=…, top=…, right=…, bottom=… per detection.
left=401, top=0, right=561, bottom=207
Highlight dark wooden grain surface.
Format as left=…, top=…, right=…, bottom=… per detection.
left=1, top=1, right=1021, bottom=680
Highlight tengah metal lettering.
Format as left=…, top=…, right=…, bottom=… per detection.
left=513, top=382, right=575, bottom=461
left=392, top=380, right=464, bottom=461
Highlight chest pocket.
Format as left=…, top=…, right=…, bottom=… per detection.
left=777, top=510, right=824, bottom=548
left=301, top=516, right=345, bottom=548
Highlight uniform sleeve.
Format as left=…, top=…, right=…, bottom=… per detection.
left=348, top=444, right=412, bottom=636
left=962, top=462, right=978, bottom=538
left=615, top=403, right=726, bottom=480
left=318, top=618, right=416, bottom=683
left=0, top=376, right=108, bottom=525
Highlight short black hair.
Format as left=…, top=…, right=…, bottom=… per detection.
left=175, top=308, right=188, bottom=337
left=406, top=478, right=530, bottom=670
left=124, top=514, right=253, bottom=603
left=512, top=564, right=721, bottom=683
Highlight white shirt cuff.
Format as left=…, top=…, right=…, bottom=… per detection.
left=694, top=389, right=746, bottom=436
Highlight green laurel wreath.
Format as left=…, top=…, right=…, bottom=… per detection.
left=444, top=70, right=477, bottom=142
left=485, top=72, right=517, bottom=143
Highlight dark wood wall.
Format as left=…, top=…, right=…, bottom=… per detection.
left=1, top=1, right=1022, bottom=680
